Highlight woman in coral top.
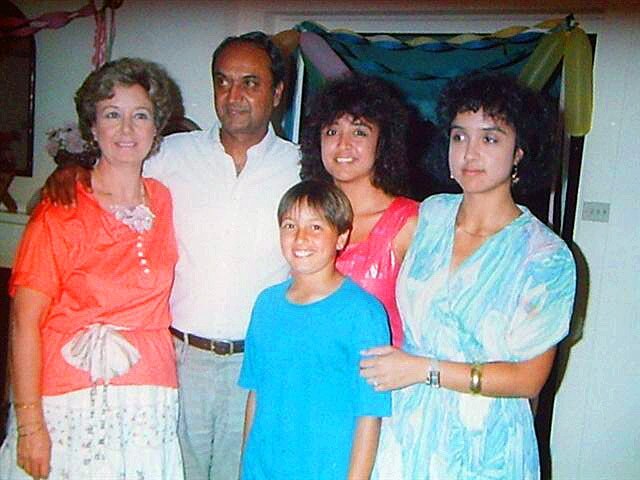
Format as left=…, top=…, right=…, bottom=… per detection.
left=300, top=74, right=418, bottom=347
left=0, top=58, right=182, bottom=479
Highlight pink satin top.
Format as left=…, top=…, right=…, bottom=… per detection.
left=336, top=196, right=418, bottom=347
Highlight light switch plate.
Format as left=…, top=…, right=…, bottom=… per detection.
left=582, top=201, right=610, bottom=223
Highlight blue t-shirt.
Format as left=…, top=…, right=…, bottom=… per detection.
left=239, top=277, right=392, bottom=479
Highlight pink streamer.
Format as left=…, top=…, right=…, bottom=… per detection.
left=0, top=4, right=95, bottom=38
left=299, top=32, right=351, bottom=80
left=92, top=5, right=107, bottom=69
left=0, top=2, right=118, bottom=71
left=0, top=17, right=29, bottom=29
left=108, top=7, right=116, bottom=62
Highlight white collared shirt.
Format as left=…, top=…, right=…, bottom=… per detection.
left=144, top=123, right=300, bottom=339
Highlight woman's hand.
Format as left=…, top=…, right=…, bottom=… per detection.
left=17, top=426, right=51, bottom=479
left=360, top=346, right=428, bottom=391
left=10, top=288, right=53, bottom=478
left=42, top=164, right=91, bottom=207
left=361, top=347, right=558, bottom=398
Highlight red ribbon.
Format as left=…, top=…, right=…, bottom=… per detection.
left=92, top=5, right=106, bottom=68
left=92, top=2, right=117, bottom=69
left=0, top=4, right=96, bottom=38
left=0, top=2, right=119, bottom=70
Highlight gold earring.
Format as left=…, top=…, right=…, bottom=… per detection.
left=511, top=164, right=520, bottom=185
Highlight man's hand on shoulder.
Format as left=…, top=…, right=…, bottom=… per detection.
left=42, top=165, right=92, bottom=207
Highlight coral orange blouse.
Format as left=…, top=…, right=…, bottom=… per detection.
left=10, top=179, right=178, bottom=396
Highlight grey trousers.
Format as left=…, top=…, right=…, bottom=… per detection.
left=174, top=338, right=247, bottom=480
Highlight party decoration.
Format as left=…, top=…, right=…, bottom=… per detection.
left=92, top=1, right=124, bottom=69
left=519, top=31, right=566, bottom=91
left=272, top=29, right=300, bottom=60
left=299, top=32, right=351, bottom=80
left=0, top=3, right=95, bottom=38
left=492, top=26, right=529, bottom=39
left=294, top=17, right=593, bottom=136
left=0, top=2, right=123, bottom=69
left=564, top=27, right=593, bottom=136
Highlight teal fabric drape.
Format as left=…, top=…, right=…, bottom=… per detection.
left=295, top=21, right=561, bottom=125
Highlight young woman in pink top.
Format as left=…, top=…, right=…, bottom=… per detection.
left=300, top=74, right=418, bottom=347
left=0, top=58, right=182, bottom=479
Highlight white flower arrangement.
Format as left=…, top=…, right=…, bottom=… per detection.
left=45, top=122, right=95, bottom=167
left=46, top=122, right=89, bottom=156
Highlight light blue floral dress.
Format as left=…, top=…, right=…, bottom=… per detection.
left=373, top=194, right=576, bottom=480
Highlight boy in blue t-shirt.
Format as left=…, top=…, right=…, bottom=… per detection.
left=239, top=180, right=391, bottom=479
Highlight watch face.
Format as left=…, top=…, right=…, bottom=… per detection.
left=432, top=371, right=441, bottom=389
left=426, top=368, right=440, bottom=388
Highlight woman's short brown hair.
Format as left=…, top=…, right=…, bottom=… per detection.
left=75, top=57, right=175, bottom=159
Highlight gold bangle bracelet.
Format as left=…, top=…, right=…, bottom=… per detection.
left=470, top=363, right=483, bottom=395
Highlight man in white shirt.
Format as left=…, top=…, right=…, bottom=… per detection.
left=145, top=32, right=299, bottom=479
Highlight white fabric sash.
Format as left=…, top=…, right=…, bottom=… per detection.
left=61, top=324, right=141, bottom=383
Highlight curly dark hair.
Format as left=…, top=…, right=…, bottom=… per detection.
left=427, top=71, right=558, bottom=194
left=211, top=31, right=285, bottom=88
left=75, top=57, right=175, bottom=159
left=300, top=74, right=411, bottom=196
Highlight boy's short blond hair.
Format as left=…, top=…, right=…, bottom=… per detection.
left=277, top=180, right=353, bottom=234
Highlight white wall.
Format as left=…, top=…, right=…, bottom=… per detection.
left=9, top=0, right=240, bottom=214
left=2, top=1, right=639, bottom=478
left=550, top=11, right=640, bottom=480
left=2, top=0, right=241, bottom=265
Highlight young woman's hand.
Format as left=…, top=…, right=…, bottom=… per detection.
left=362, top=347, right=557, bottom=398
left=360, top=346, right=427, bottom=391
left=17, top=426, right=51, bottom=479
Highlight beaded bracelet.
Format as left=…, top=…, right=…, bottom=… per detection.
left=469, top=363, right=483, bottom=395
left=17, top=423, right=44, bottom=437
left=17, top=420, right=42, bottom=430
left=13, top=400, right=41, bottom=410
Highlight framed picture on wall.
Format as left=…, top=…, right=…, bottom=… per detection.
left=0, top=1, right=36, bottom=178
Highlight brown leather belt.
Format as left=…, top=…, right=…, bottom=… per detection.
left=170, top=327, right=244, bottom=355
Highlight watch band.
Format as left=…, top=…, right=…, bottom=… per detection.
left=425, top=358, right=441, bottom=388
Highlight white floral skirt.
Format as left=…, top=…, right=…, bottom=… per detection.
left=0, top=385, right=183, bottom=479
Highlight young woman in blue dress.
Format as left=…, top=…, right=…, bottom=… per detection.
left=359, top=72, right=577, bottom=479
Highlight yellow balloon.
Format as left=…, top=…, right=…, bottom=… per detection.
left=519, top=31, right=566, bottom=91
left=564, top=27, right=593, bottom=136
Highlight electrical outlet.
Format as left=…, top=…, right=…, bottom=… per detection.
left=582, top=201, right=610, bottom=223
